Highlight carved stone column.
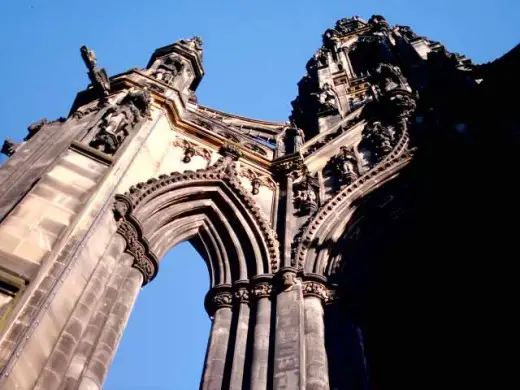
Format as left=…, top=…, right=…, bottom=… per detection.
left=303, top=279, right=331, bottom=390
left=273, top=268, right=305, bottom=389
left=249, top=279, right=273, bottom=390
left=201, top=286, right=233, bottom=390
left=228, top=284, right=251, bottom=389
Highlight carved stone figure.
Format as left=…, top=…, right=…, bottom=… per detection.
left=80, top=45, right=111, bottom=97
left=389, top=92, right=417, bottom=119
left=361, top=121, right=395, bottom=162
left=25, top=118, right=48, bottom=141
left=179, top=36, right=203, bottom=51
left=89, top=88, right=151, bottom=155
left=376, top=63, right=405, bottom=92
left=314, top=83, right=339, bottom=113
left=294, top=128, right=305, bottom=152
left=1, top=139, right=19, bottom=157
left=294, top=176, right=319, bottom=215
left=153, top=55, right=184, bottom=85
left=333, top=146, right=360, bottom=186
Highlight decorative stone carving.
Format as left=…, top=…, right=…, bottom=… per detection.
left=172, top=137, right=211, bottom=164
left=153, top=55, right=184, bottom=85
left=212, top=291, right=233, bottom=309
left=26, top=118, right=48, bottom=141
left=1, top=139, right=19, bottom=157
left=303, top=281, right=330, bottom=301
left=361, top=121, right=396, bottom=162
left=278, top=126, right=305, bottom=156
left=220, top=143, right=243, bottom=160
left=178, top=36, right=203, bottom=53
left=294, top=174, right=319, bottom=215
left=279, top=270, right=298, bottom=291
left=389, top=92, right=417, bottom=119
left=331, top=146, right=360, bottom=186
left=251, top=283, right=272, bottom=300
left=375, top=63, right=406, bottom=92
left=314, top=83, right=339, bottom=114
left=89, top=88, right=152, bottom=155
left=80, top=45, right=110, bottom=97
left=114, top=201, right=159, bottom=286
left=240, top=167, right=276, bottom=195
left=272, top=157, right=304, bottom=179
left=234, top=289, right=250, bottom=304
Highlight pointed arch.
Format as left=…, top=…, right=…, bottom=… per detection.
left=113, top=159, right=280, bottom=287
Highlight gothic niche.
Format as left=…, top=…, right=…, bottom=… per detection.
left=88, top=88, right=152, bottom=155
left=153, top=55, right=185, bottom=85
left=330, top=146, right=360, bottom=186
left=294, top=174, right=319, bottom=215
left=359, top=121, right=397, bottom=164
left=313, top=83, right=339, bottom=115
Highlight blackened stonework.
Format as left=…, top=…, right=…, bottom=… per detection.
left=0, top=14, right=518, bottom=390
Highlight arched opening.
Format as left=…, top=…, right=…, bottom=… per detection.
left=105, top=242, right=210, bottom=389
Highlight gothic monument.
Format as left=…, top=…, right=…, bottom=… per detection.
left=0, top=15, right=518, bottom=390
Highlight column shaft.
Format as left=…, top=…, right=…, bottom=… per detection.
left=201, top=306, right=233, bottom=390
left=304, top=296, right=329, bottom=390
left=229, top=301, right=250, bottom=390
left=249, top=296, right=272, bottom=390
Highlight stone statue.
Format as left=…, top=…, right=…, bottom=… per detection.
left=89, top=88, right=151, bottom=155
left=314, top=83, right=338, bottom=113
left=361, top=121, right=395, bottom=162
left=179, top=36, right=203, bottom=51
left=332, top=146, right=359, bottom=186
left=80, top=45, right=110, bottom=97
left=294, top=128, right=305, bottom=152
left=1, top=139, right=19, bottom=157
left=295, top=176, right=318, bottom=215
left=376, top=63, right=405, bottom=92
left=153, top=55, right=184, bottom=85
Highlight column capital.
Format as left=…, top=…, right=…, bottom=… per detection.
left=251, top=283, right=273, bottom=300
left=205, top=285, right=233, bottom=316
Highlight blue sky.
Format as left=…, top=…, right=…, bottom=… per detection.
left=0, top=0, right=518, bottom=389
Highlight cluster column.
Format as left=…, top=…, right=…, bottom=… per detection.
left=303, top=278, right=334, bottom=390
left=249, top=278, right=273, bottom=390
left=229, top=283, right=251, bottom=390
left=201, top=285, right=233, bottom=390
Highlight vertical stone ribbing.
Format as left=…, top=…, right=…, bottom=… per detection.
left=32, top=234, right=126, bottom=390
left=229, top=287, right=250, bottom=390
left=303, top=291, right=329, bottom=390
left=60, top=254, right=134, bottom=388
left=77, top=263, right=143, bottom=390
left=273, top=270, right=305, bottom=389
left=201, top=288, right=233, bottom=390
left=249, top=282, right=272, bottom=390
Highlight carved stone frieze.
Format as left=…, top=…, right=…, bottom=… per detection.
left=89, top=88, right=152, bottom=155
left=303, top=281, right=330, bottom=301
left=172, top=137, right=211, bottom=163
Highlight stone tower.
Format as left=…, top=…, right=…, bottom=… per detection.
left=0, top=15, right=518, bottom=390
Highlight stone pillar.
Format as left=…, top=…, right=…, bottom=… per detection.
left=273, top=268, right=305, bottom=389
left=303, top=280, right=331, bottom=390
left=201, top=286, right=233, bottom=390
left=229, top=284, right=250, bottom=390
left=249, top=281, right=273, bottom=390
left=76, top=257, right=143, bottom=390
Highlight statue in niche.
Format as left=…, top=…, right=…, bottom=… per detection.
left=294, top=128, right=305, bottom=152
left=314, top=83, right=339, bottom=113
left=294, top=175, right=319, bottom=215
left=375, top=63, right=405, bottom=92
left=333, top=146, right=360, bottom=186
left=89, top=88, right=151, bottom=155
left=153, top=55, right=184, bottom=85
left=361, top=121, right=395, bottom=162
left=314, top=49, right=329, bottom=67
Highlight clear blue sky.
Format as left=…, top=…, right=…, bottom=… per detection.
left=0, top=0, right=518, bottom=389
